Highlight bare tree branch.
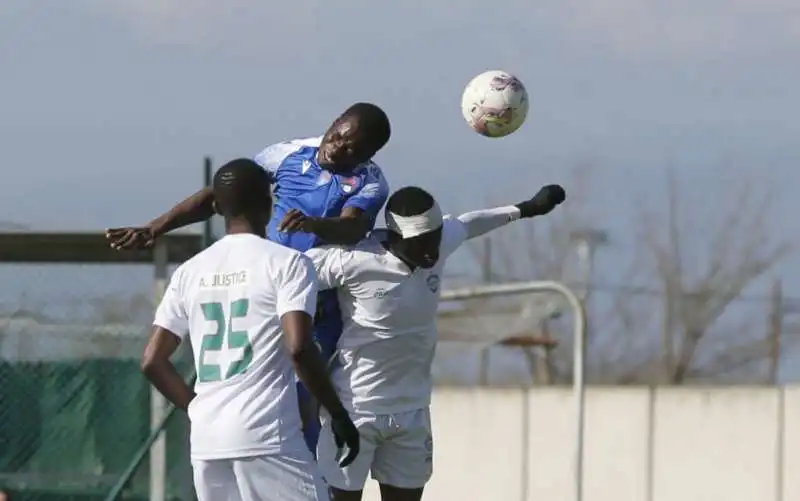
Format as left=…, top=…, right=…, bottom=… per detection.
left=443, top=167, right=794, bottom=385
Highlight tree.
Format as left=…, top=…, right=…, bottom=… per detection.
left=445, top=168, right=793, bottom=384
left=635, top=170, right=790, bottom=383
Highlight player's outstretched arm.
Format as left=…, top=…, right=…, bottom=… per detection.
left=457, top=184, right=566, bottom=240
left=106, top=187, right=215, bottom=250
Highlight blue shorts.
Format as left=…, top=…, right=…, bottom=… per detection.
left=299, top=289, right=342, bottom=453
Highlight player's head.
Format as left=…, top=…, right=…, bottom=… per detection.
left=318, top=102, right=391, bottom=171
left=212, top=158, right=272, bottom=234
left=385, top=186, right=443, bottom=269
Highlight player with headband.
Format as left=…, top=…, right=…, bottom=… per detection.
left=304, top=183, right=565, bottom=501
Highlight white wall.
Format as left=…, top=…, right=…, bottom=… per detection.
left=360, top=385, right=800, bottom=501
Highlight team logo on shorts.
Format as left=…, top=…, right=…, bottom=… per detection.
left=426, top=274, right=440, bottom=293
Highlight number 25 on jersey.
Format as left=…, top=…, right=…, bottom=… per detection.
left=198, top=299, right=253, bottom=382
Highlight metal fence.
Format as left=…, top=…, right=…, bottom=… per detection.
left=0, top=233, right=201, bottom=501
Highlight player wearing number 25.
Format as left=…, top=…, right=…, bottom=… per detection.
left=140, top=159, right=360, bottom=501
left=107, top=103, right=391, bottom=453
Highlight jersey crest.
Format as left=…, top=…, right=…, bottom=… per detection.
left=338, top=176, right=361, bottom=194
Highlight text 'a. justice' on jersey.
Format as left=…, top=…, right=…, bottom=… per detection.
left=254, top=136, right=389, bottom=252
left=153, top=234, right=320, bottom=460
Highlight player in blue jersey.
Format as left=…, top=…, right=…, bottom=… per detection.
left=106, top=102, right=391, bottom=452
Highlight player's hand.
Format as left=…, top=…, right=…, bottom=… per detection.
left=330, top=411, right=360, bottom=467
left=517, top=184, right=566, bottom=218
left=278, top=209, right=314, bottom=233
left=105, top=227, right=156, bottom=250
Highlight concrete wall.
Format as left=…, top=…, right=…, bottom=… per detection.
left=362, top=385, right=799, bottom=501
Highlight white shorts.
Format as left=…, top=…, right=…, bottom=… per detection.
left=317, top=407, right=433, bottom=491
left=192, top=453, right=329, bottom=501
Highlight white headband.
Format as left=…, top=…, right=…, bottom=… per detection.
left=385, top=201, right=443, bottom=239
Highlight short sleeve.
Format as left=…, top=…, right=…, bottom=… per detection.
left=439, top=216, right=469, bottom=259
left=343, top=164, right=389, bottom=219
left=153, top=266, right=189, bottom=339
left=253, top=141, right=303, bottom=179
left=305, top=246, right=347, bottom=290
left=276, top=253, right=319, bottom=318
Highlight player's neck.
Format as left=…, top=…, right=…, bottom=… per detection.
left=225, top=218, right=266, bottom=238
left=382, top=241, right=417, bottom=271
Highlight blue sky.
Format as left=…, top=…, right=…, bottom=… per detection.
left=3, top=1, right=800, bottom=379
left=3, top=0, right=799, bottom=231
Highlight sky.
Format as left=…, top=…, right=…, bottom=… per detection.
left=3, top=0, right=800, bottom=379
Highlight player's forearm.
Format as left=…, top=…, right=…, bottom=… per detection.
left=290, top=344, right=348, bottom=417
left=141, top=360, right=196, bottom=411
left=148, top=187, right=215, bottom=237
left=305, top=216, right=370, bottom=246
left=457, top=206, right=521, bottom=240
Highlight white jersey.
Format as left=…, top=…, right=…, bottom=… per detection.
left=305, top=217, right=468, bottom=416
left=154, top=233, right=319, bottom=460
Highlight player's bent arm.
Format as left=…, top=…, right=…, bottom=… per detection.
left=147, top=187, right=215, bottom=238
left=143, top=266, right=194, bottom=411
left=282, top=311, right=348, bottom=418
left=305, top=206, right=373, bottom=246
left=277, top=253, right=348, bottom=416
left=305, top=165, right=389, bottom=245
left=141, top=327, right=196, bottom=411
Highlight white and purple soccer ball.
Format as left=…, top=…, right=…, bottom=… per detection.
left=461, top=70, right=529, bottom=138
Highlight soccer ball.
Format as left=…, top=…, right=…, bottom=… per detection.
left=461, top=70, right=529, bottom=138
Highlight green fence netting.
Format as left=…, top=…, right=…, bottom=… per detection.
left=0, top=360, right=191, bottom=501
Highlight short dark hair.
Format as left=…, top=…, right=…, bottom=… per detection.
left=213, top=158, right=271, bottom=217
left=341, top=102, right=391, bottom=151
left=386, top=186, right=435, bottom=217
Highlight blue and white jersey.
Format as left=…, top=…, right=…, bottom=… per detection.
left=254, top=136, right=389, bottom=252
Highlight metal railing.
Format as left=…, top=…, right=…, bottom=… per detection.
left=440, top=280, right=587, bottom=501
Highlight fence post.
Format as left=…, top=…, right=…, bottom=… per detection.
left=150, top=241, right=169, bottom=501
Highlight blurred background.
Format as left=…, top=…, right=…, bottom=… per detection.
left=2, top=0, right=800, bottom=499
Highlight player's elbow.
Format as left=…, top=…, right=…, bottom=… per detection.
left=340, top=218, right=371, bottom=245
left=139, top=352, right=159, bottom=377
left=286, top=338, right=314, bottom=362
